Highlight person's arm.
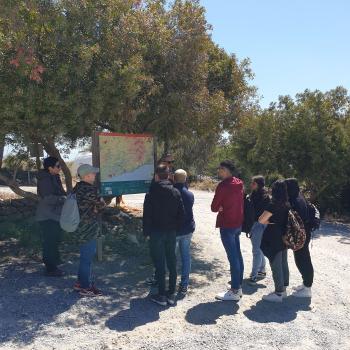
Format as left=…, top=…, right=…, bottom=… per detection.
left=211, top=184, right=223, bottom=213
left=38, top=177, right=65, bottom=205
left=143, top=193, right=152, bottom=237
left=176, top=196, right=185, bottom=231
left=259, top=210, right=273, bottom=225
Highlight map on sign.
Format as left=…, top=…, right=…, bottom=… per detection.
left=95, top=133, right=155, bottom=196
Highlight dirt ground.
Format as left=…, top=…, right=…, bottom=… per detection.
left=0, top=190, right=350, bottom=350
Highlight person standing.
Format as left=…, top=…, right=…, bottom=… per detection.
left=285, top=178, right=314, bottom=298
left=211, top=160, right=244, bottom=302
left=249, top=176, right=270, bottom=284
left=143, top=165, right=185, bottom=306
left=259, top=180, right=290, bottom=303
left=73, top=164, right=105, bottom=297
left=174, top=169, right=195, bottom=296
left=36, top=157, right=66, bottom=277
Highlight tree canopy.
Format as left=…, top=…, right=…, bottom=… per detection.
left=0, top=0, right=255, bottom=196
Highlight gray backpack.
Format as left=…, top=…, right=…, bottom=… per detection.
left=60, top=193, right=80, bottom=232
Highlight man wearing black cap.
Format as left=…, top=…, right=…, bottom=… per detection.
left=36, top=156, right=66, bottom=276
left=143, top=164, right=185, bottom=306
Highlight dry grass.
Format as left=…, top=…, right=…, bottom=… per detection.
left=190, top=178, right=218, bottom=192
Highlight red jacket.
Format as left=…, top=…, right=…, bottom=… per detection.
left=211, top=177, right=244, bottom=228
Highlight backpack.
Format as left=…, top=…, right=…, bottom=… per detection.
left=59, top=193, right=80, bottom=233
left=243, top=195, right=256, bottom=236
left=306, top=202, right=321, bottom=232
left=283, top=210, right=306, bottom=251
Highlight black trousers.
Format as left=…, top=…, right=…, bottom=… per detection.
left=293, top=229, right=314, bottom=288
left=39, top=220, right=63, bottom=272
left=149, top=231, right=177, bottom=296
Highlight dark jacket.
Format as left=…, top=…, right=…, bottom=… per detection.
left=289, top=194, right=308, bottom=223
left=174, top=183, right=195, bottom=236
left=143, top=180, right=185, bottom=236
left=36, top=170, right=66, bottom=222
left=260, top=201, right=290, bottom=261
left=211, top=177, right=244, bottom=228
left=73, top=181, right=106, bottom=242
left=251, top=187, right=271, bottom=221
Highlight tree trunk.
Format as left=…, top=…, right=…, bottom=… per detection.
left=40, top=137, right=73, bottom=192
left=0, top=173, right=38, bottom=200
left=0, top=134, right=5, bottom=169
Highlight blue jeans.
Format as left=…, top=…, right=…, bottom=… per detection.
left=250, top=222, right=267, bottom=278
left=78, top=240, right=97, bottom=288
left=176, top=233, right=193, bottom=287
left=220, top=227, right=244, bottom=290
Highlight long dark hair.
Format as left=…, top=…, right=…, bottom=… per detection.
left=252, top=175, right=265, bottom=190
left=285, top=178, right=300, bottom=200
left=271, top=180, right=289, bottom=207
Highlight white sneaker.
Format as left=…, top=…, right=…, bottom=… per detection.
left=262, top=292, right=283, bottom=303
left=216, top=290, right=241, bottom=301
left=292, top=284, right=304, bottom=291
left=292, top=286, right=312, bottom=298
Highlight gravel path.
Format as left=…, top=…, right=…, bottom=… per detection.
left=0, top=190, right=350, bottom=350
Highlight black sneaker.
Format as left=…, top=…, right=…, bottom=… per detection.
left=248, top=276, right=258, bottom=285
left=257, top=271, right=267, bottom=279
left=146, top=275, right=158, bottom=286
left=167, top=293, right=176, bottom=305
left=150, top=294, right=167, bottom=306
left=178, top=285, right=188, bottom=295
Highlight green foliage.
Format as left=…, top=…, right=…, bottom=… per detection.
left=231, top=87, right=350, bottom=212
left=0, top=0, right=255, bottom=191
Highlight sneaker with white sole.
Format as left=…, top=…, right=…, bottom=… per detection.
left=292, top=284, right=306, bottom=291
left=292, top=286, right=312, bottom=298
left=150, top=294, right=167, bottom=306
left=216, top=289, right=241, bottom=301
left=262, top=292, right=283, bottom=303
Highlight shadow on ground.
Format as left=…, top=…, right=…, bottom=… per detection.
left=243, top=297, right=312, bottom=323
left=106, top=296, right=167, bottom=331
left=0, top=238, right=223, bottom=344
left=313, top=222, right=350, bottom=245
left=185, top=301, right=239, bottom=325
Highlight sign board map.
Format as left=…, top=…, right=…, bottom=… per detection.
left=93, top=132, right=155, bottom=196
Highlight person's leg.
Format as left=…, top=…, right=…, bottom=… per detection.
left=178, top=233, right=192, bottom=288
left=234, top=231, right=244, bottom=287
left=165, top=231, right=177, bottom=295
left=250, top=222, right=265, bottom=278
left=78, top=240, right=97, bottom=288
left=40, top=220, right=58, bottom=272
left=150, top=233, right=166, bottom=296
left=220, top=228, right=241, bottom=290
left=282, top=249, right=289, bottom=290
left=269, top=251, right=284, bottom=294
left=52, top=221, right=63, bottom=266
left=293, top=230, right=314, bottom=288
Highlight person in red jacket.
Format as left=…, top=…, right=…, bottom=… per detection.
left=211, top=160, right=244, bottom=301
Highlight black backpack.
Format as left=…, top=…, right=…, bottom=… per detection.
left=306, top=202, right=321, bottom=232
left=243, top=194, right=256, bottom=236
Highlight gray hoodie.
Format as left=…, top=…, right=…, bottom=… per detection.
left=35, top=170, right=66, bottom=222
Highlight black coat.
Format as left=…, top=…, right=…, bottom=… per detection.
left=143, top=180, right=185, bottom=236
left=251, top=188, right=271, bottom=221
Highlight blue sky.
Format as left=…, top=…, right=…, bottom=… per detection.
left=200, top=0, right=350, bottom=106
